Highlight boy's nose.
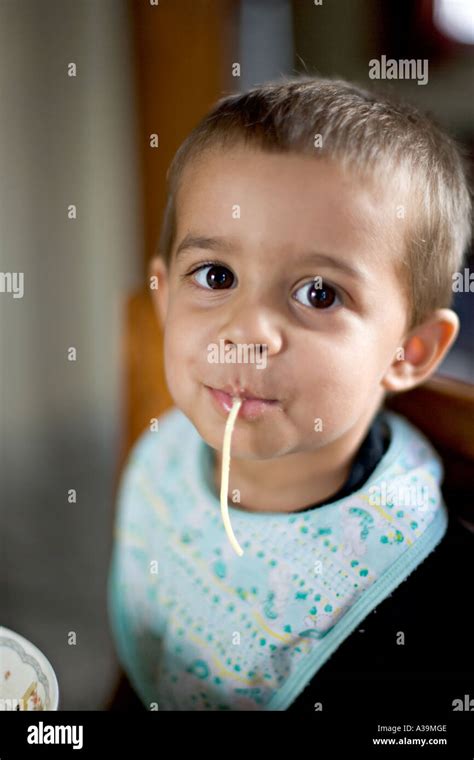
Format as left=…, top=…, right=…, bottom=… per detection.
left=217, top=310, right=283, bottom=358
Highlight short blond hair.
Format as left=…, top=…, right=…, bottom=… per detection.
left=158, top=76, right=472, bottom=329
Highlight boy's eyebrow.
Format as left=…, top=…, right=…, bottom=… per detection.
left=175, top=234, right=237, bottom=259
left=175, top=233, right=368, bottom=282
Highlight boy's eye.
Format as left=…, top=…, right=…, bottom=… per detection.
left=186, top=264, right=341, bottom=311
left=293, top=280, right=341, bottom=310
left=190, top=263, right=235, bottom=290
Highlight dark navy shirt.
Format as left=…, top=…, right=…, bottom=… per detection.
left=288, top=414, right=474, bottom=711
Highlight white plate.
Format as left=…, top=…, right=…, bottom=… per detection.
left=0, top=626, right=59, bottom=710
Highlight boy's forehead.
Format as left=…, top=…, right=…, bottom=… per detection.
left=174, top=145, right=407, bottom=270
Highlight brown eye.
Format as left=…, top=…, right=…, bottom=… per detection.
left=193, top=264, right=234, bottom=289
left=293, top=280, right=340, bottom=310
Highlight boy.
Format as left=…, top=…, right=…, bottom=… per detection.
left=107, top=76, right=472, bottom=711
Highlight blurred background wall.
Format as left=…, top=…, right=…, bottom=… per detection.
left=1, top=0, right=472, bottom=709
left=0, top=0, right=143, bottom=709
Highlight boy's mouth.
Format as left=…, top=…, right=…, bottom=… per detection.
left=204, top=384, right=280, bottom=420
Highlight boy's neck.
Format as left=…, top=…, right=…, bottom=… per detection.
left=212, top=406, right=381, bottom=514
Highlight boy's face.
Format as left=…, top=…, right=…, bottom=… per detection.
left=152, top=145, right=411, bottom=459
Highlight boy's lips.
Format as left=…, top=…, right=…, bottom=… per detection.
left=205, top=385, right=280, bottom=420
left=214, top=383, right=278, bottom=402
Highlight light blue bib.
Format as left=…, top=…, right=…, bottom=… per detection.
left=108, top=407, right=447, bottom=711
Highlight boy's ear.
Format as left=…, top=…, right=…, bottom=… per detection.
left=148, top=255, right=169, bottom=330
left=381, top=308, right=460, bottom=393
